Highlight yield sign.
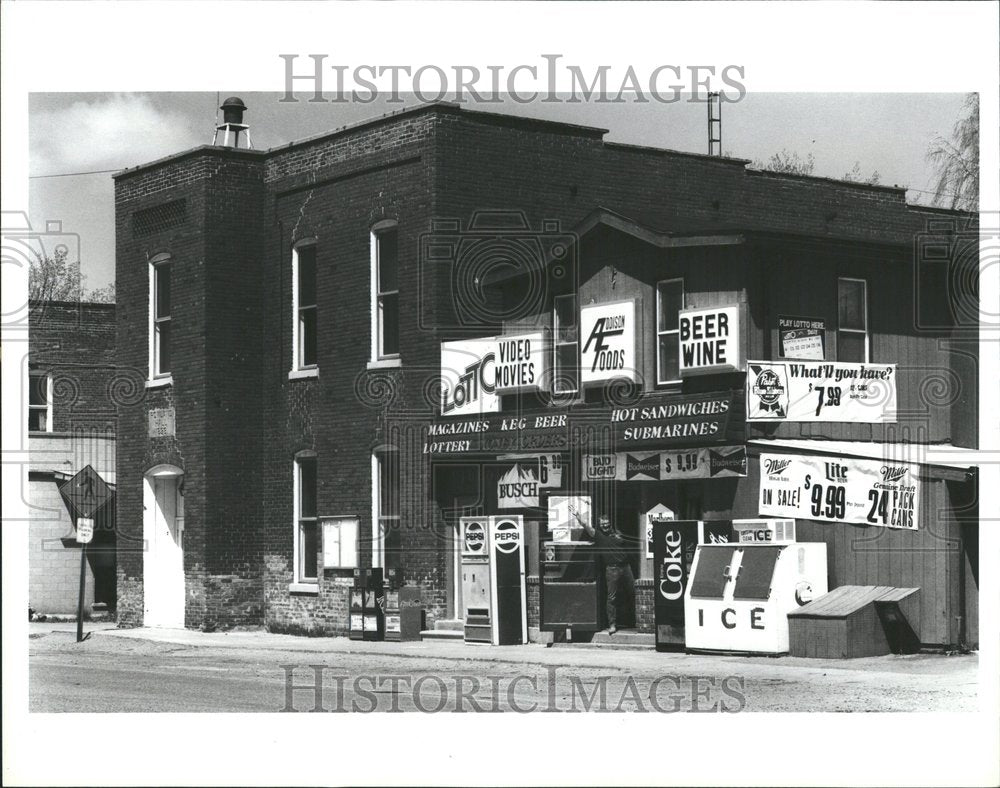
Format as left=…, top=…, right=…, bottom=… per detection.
left=60, top=465, right=112, bottom=519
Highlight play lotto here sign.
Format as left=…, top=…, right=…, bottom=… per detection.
left=679, top=305, right=744, bottom=377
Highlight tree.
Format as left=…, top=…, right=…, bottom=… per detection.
left=926, top=93, right=978, bottom=211
left=752, top=148, right=815, bottom=176
left=87, top=282, right=116, bottom=304
left=28, top=247, right=82, bottom=303
left=28, top=248, right=116, bottom=304
left=842, top=161, right=881, bottom=186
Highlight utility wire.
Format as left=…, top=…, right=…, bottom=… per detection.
left=29, top=168, right=120, bottom=179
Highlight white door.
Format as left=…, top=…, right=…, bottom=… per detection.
left=144, top=472, right=185, bottom=628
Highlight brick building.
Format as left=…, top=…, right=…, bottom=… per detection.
left=113, top=100, right=978, bottom=649
left=28, top=300, right=117, bottom=617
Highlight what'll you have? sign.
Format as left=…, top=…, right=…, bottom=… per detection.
left=746, top=360, right=896, bottom=423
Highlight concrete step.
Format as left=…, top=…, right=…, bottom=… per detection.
left=432, top=618, right=464, bottom=632
left=588, top=630, right=655, bottom=647
left=419, top=628, right=464, bottom=641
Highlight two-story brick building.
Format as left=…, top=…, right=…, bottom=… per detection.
left=28, top=300, right=118, bottom=617
left=113, top=100, right=978, bottom=649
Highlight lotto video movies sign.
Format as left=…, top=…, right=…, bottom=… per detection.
left=582, top=446, right=747, bottom=482
left=746, top=360, right=896, bottom=423
left=759, top=453, right=920, bottom=530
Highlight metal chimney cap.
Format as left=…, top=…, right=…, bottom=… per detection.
left=220, top=96, right=247, bottom=112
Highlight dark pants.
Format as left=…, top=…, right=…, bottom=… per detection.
left=605, top=563, right=633, bottom=629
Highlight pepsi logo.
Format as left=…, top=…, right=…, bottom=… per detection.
left=493, top=520, right=520, bottom=554
left=463, top=521, right=486, bottom=554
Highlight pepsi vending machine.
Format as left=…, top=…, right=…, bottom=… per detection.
left=460, top=517, right=492, bottom=643
left=652, top=520, right=733, bottom=651
left=489, top=515, right=527, bottom=646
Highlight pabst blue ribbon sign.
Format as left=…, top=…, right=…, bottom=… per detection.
left=759, top=453, right=920, bottom=529
left=746, top=361, right=896, bottom=423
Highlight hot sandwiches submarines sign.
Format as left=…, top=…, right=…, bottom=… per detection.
left=747, top=360, right=896, bottom=423
left=759, top=453, right=920, bottom=530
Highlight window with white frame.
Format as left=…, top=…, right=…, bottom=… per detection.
left=552, top=293, right=579, bottom=394
left=150, top=256, right=172, bottom=378
left=372, top=450, right=401, bottom=570
left=837, top=278, right=868, bottom=362
left=294, top=455, right=318, bottom=583
left=372, top=223, right=399, bottom=361
left=292, top=243, right=318, bottom=371
left=28, top=370, right=52, bottom=432
left=656, top=278, right=684, bottom=384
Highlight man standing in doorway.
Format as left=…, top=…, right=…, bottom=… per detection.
left=568, top=504, right=632, bottom=635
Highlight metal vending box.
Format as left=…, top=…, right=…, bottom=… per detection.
left=460, top=517, right=492, bottom=643
left=489, top=515, right=527, bottom=646
left=652, top=520, right=734, bottom=651
left=349, top=567, right=384, bottom=641
left=684, top=526, right=827, bottom=654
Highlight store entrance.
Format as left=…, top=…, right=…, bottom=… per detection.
left=611, top=496, right=639, bottom=630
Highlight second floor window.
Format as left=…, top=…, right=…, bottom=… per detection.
left=151, top=257, right=171, bottom=378
left=373, top=224, right=400, bottom=360
left=656, top=278, right=684, bottom=384
left=293, top=244, right=318, bottom=370
left=838, top=277, right=868, bottom=362
left=28, top=370, right=52, bottom=432
left=552, top=293, right=579, bottom=394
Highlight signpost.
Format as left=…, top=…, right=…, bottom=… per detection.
left=58, top=465, right=113, bottom=643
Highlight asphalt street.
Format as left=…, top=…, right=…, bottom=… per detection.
left=27, top=626, right=978, bottom=713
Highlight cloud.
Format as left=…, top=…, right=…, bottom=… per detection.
left=30, top=93, right=202, bottom=176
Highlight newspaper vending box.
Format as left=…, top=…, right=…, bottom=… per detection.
left=684, top=520, right=827, bottom=654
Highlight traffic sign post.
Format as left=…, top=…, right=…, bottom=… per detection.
left=58, top=466, right=111, bottom=644
left=75, top=517, right=94, bottom=642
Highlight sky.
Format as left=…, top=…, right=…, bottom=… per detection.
left=29, top=91, right=970, bottom=291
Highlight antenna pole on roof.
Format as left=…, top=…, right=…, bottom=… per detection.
left=707, top=91, right=722, bottom=156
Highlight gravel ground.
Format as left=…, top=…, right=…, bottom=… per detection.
left=28, top=628, right=979, bottom=713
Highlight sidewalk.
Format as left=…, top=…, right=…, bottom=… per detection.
left=85, top=624, right=977, bottom=681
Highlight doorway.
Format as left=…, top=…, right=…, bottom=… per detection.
left=143, top=466, right=185, bottom=628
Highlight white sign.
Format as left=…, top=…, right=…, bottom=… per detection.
left=322, top=517, right=360, bottom=568
left=747, top=361, right=897, bottom=423
left=497, top=463, right=541, bottom=508
left=679, top=304, right=744, bottom=376
left=547, top=495, right=591, bottom=542
left=644, top=504, right=675, bottom=558
left=580, top=300, right=637, bottom=384
left=759, top=453, right=920, bottom=529
left=495, top=332, right=546, bottom=393
left=733, top=519, right=797, bottom=544
left=76, top=517, right=94, bottom=545
left=440, top=337, right=498, bottom=417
